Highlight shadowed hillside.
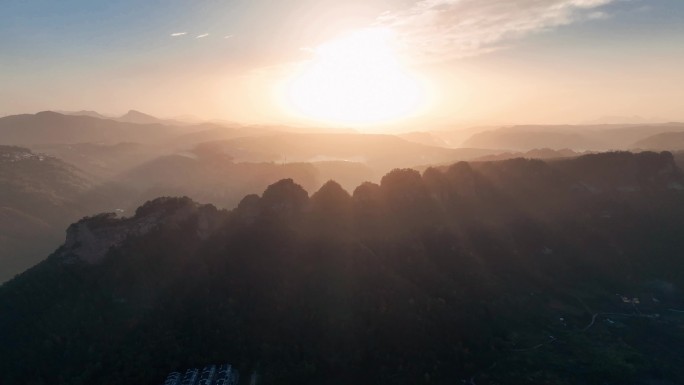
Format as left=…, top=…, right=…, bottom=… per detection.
left=461, top=124, right=684, bottom=151
left=633, top=131, right=684, bottom=151
left=2, top=152, right=684, bottom=384
left=0, top=146, right=123, bottom=281
left=194, top=133, right=498, bottom=175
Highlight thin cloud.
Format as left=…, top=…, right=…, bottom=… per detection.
left=224, top=35, right=234, bottom=39
left=196, top=33, right=210, bottom=39
left=170, top=32, right=187, bottom=37
left=588, top=11, right=610, bottom=20
left=376, top=0, right=617, bottom=61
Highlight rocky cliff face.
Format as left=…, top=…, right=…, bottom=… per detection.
left=59, top=197, right=224, bottom=264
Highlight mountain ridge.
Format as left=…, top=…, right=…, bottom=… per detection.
left=0, top=111, right=185, bottom=145
left=2, top=151, right=684, bottom=384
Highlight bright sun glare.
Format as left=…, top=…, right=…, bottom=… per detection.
left=282, top=28, right=428, bottom=126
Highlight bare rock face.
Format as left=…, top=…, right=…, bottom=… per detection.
left=60, top=197, right=222, bottom=264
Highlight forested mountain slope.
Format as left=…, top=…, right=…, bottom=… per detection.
left=2, top=152, right=684, bottom=385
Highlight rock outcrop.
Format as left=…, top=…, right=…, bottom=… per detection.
left=59, top=197, right=223, bottom=264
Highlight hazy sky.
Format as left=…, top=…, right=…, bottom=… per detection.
left=1, top=0, right=683, bottom=130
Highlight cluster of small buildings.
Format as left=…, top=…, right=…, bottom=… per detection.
left=162, top=364, right=239, bottom=385
left=0, top=150, right=46, bottom=162
left=621, top=296, right=640, bottom=304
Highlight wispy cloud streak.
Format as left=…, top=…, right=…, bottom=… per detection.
left=196, top=33, right=210, bottom=39
left=376, top=0, right=616, bottom=60
left=170, top=32, right=187, bottom=37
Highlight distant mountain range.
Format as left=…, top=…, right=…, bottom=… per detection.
left=472, top=148, right=586, bottom=162
left=0, top=111, right=192, bottom=146
left=195, top=133, right=498, bottom=173
left=57, top=110, right=111, bottom=119
left=458, top=123, right=684, bottom=151
left=59, top=109, right=195, bottom=126
left=3, top=108, right=684, bottom=285
left=10, top=110, right=684, bottom=153
left=633, top=132, right=684, bottom=151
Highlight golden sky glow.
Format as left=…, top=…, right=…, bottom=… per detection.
left=279, top=28, right=429, bottom=126
left=2, top=1, right=684, bottom=130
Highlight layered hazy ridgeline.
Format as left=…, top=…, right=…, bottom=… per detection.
left=3, top=1, right=684, bottom=384
left=2, top=150, right=684, bottom=384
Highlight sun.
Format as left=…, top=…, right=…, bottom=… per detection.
left=281, top=28, right=428, bottom=126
